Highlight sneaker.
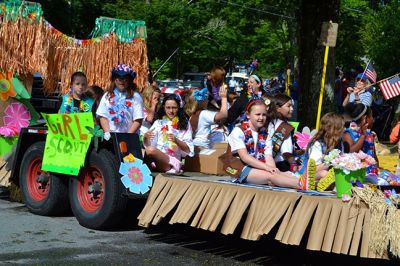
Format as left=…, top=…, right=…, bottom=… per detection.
left=298, top=159, right=316, bottom=190
left=165, top=167, right=178, bottom=174
left=317, top=168, right=336, bottom=191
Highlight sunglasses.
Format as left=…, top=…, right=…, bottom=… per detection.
left=115, top=76, right=130, bottom=81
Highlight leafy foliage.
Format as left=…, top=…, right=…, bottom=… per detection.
left=362, top=1, right=400, bottom=78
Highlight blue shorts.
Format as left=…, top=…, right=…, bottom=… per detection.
left=238, top=166, right=252, bottom=183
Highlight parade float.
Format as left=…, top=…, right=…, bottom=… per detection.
left=0, top=0, right=400, bottom=262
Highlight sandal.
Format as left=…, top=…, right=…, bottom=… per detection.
left=317, top=168, right=336, bottom=191
left=299, top=159, right=316, bottom=190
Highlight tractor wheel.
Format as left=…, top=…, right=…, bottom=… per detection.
left=69, top=149, right=127, bottom=229
left=19, top=142, right=69, bottom=215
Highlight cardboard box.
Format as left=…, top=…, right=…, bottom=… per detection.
left=184, top=143, right=228, bottom=175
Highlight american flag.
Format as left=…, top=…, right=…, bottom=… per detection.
left=365, top=63, right=377, bottom=83
left=379, top=75, right=400, bottom=100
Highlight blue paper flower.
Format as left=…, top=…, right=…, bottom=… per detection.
left=119, top=159, right=152, bottom=194
left=193, top=88, right=208, bottom=102
left=350, top=179, right=364, bottom=188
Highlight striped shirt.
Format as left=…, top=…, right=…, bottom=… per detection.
left=348, top=91, right=372, bottom=106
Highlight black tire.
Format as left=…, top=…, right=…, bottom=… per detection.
left=69, top=149, right=128, bottom=229
left=19, top=141, right=69, bottom=216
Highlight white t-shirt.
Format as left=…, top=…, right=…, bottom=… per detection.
left=267, top=119, right=293, bottom=163
left=229, top=79, right=237, bottom=88
left=308, top=141, right=324, bottom=165
left=193, top=110, right=217, bottom=149
left=145, top=118, right=194, bottom=160
left=97, top=90, right=144, bottom=133
left=228, top=127, right=272, bottom=156
left=140, top=109, right=153, bottom=137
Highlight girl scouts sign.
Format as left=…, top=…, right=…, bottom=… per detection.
left=42, top=113, right=94, bottom=175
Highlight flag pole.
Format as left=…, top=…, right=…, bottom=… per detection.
left=362, top=59, right=371, bottom=78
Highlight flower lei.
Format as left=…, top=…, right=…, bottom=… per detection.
left=108, top=90, right=133, bottom=124
left=246, top=87, right=262, bottom=100
left=241, top=120, right=268, bottom=162
left=65, top=89, right=86, bottom=114
left=161, top=115, right=179, bottom=156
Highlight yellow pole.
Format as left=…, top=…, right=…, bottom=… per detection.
left=315, top=45, right=330, bottom=130
left=286, top=69, right=291, bottom=96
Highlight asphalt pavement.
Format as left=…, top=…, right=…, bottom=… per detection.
left=0, top=199, right=397, bottom=266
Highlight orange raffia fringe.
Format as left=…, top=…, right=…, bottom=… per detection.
left=0, top=17, right=149, bottom=94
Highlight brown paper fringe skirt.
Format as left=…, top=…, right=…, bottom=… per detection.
left=138, top=174, right=392, bottom=260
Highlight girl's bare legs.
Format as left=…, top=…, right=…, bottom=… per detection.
left=315, top=169, right=329, bottom=181
left=144, top=146, right=171, bottom=172
left=246, top=169, right=300, bottom=189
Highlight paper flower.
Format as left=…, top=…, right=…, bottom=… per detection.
left=119, top=159, right=152, bottom=194
left=342, top=194, right=351, bottom=202
left=293, top=126, right=317, bottom=150
left=3, top=102, right=31, bottom=132
left=324, top=149, right=376, bottom=174
left=0, top=125, right=19, bottom=137
left=0, top=72, right=17, bottom=101
left=193, top=88, right=208, bottom=102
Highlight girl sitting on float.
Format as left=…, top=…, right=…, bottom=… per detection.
left=267, top=93, right=295, bottom=172
left=224, top=99, right=311, bottom=189
left=96, top=64, right=144, bottom=140
left=59, top=71, right=95, bottom=115
left=143, top=94, right=194, bottom=173
left=185, top=85, right=228, bottom=149
left=342, top=103, right=379, bottom=175
left=140, top=84, right=161, bottom=138
left=302, top=112, right=345, bottom=191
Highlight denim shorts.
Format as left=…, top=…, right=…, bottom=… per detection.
left=238, top=166, right=252, bottom=183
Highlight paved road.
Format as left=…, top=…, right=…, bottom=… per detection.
left=0, top=199, right=397, bottom=265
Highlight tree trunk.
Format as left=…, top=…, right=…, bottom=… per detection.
left=297, top=0, right=340, bottom=128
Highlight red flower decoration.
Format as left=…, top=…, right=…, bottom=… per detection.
left=109, top=110, right=116, bottom=115
left=125, top=101, right=132, bottom=107
left=128, top=167, right=143, bottom=184
left=110, top=101, right=115, bottom=105
left=114, top=118, right=119, bottom=123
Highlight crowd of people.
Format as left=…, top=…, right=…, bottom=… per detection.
left=59, top=64, right=399, bottom=192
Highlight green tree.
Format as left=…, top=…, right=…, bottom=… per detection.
left=363, top=1, right=400, bottom=78
left=336, top=0, right=370, bottom=70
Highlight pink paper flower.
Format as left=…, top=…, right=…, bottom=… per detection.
left=0, top=125, right=19, bottom=137
left=294, top=132, right=311, bottom=150
left=324, top=149, right=376, bottom=173
left=356, top=151, right=368, bottom=160
left=3, top=102, right=30, bottom=131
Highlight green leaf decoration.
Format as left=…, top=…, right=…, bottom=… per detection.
left=85, top=125, right=104, bottom=151
left=90, top=17, right=147, bottom=43
left=12, top=77, right=30, bottom=99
